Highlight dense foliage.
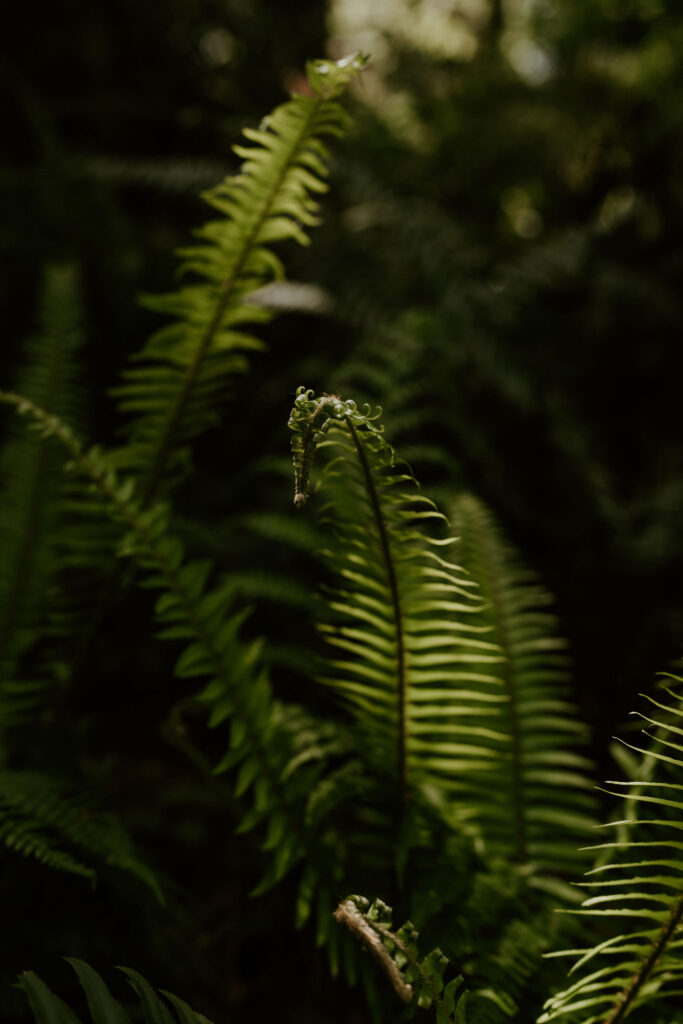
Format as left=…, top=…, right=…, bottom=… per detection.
left=2, top=1, right=683, bottom=1022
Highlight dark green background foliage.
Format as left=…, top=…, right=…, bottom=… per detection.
left=1, top=0, right=683, bottom=1021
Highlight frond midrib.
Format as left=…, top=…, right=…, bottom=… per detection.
left=604, top=892, right=683, bottom=1023
left=345, top=417, right=408, bottom=809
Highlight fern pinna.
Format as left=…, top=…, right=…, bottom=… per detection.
left=541, top=677, right=683, bottom=1024
left=449, top=494, right=596, bottom=881
left=112, top=54, right=365, bottom=501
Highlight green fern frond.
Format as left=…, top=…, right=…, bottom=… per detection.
left=112, top=55, right=365, bottom=502
left=288, top=387, right=502, bottom=815
left=19, top=958, right=214, bottom=1024
left=0, top=390, right=342, bottom=899
left=540, top=677, right=683, bottom=1024
left=0, top=265, right=84, bottom=692
left=449, top=493, right=596, bottom=877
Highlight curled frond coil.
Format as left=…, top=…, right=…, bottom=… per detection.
left=540, top=677, right=683, bottom=1024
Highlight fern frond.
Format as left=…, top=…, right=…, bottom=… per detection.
left=334, top=894, right=519, bottom=1023
left=19, top=958, right=214, bottom=1024
left=449, top=493, right=596, bottom=877
left=289, top=387, right=502, bottom=816
left=112, top=55, right=365, bottom=502
left=540, top=678, right=683, bottom=1024
left=0, top=390, right=342, bottom=898
left=0, top=265, right=84, bottom=695
left=0, top=770, right=161, bottom=897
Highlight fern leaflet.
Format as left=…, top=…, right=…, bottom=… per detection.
left=540, top=677, right=683, bottom=1023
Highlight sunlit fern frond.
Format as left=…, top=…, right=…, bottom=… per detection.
left=288, top=387, right=502, bottom=820
left=112, top=55, right=365, bottom=503
left=540, top=676, right=683, bottom=1024
left=449, top=493, right=596, bottom=881
left=20, top=958, right=213, bottom=1024
left=0, top=265, right=84, bottom=694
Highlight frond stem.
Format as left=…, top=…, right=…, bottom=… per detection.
left=344, top=417, right=408, bottom=809
left=604, top=892, right=683, bottom=1024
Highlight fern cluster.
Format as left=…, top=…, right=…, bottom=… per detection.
left=3, top=40, right=683, bottom=1024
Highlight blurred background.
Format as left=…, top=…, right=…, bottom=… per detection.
left=2, top=0, right=683, bottom=1019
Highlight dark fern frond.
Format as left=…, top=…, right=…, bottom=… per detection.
left=112, top=55, right=366, bottom=503
left=335, top=894, right=495, bottom=1023
left=540, top=677, right=683, bottom=1024
left=0, top=265, right=84, bottom=698
left=19, top=958, right=214, bottom=1024
left=449, top=493, right=596, bottom=881
left=0, top=770, right=162, bottom=898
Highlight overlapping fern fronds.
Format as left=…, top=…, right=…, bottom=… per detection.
left=289, top=387, right=503, bottom=816
left=20, top=958, right=213, bottom=1024
left=540, top=677, right=683, bottom=1024
left=0, top=391, right=343, bottom=899
left=449, top=494, right=596, bottom=880
left=112, top=55, right=365, bottom=501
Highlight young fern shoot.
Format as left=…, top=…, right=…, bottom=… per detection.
left=335, top=895, right=469, bottom=1022
left=541, top=677, right=683, bottom=1024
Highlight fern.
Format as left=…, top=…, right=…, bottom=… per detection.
left=0, top=264, right=84, bottom=707
left=19, top=958, right=213, bottom=1024
left=0, top=771, right=162, bottom=898
left=335, top=894, right=510, bottom=1023
left=449, top=493, right=596, bottom=881
left=112, top=55, right=365, bottom=502
left=540, top=677, right=683, bottom=1024
left=288, top=387, right=502, bottom=816
left=0, top=390, right=344, bottom=900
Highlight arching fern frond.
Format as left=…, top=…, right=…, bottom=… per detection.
left=540, top=677, right=683, bottom=1024
left=449, top=493, right=596, bottom=880
left=113, top=54, right=366, bottom=501
left=0, top=390, right=343, bottom=900
left=19, top=958, right=214, bottom=1024
left=288, top=387, right=502, bottom=818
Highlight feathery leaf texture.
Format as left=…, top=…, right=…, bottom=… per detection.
left=0, top=770, right=161, bottom=897
left=289, top=387, right=501, bottom=813
left=540, top=677, right=683, bottom=1024
left=0, top=390, right=341, bottom=896
left=19, top=958, right=214, bottom=1024
left=0, top=264, right=85, bottom=704
left=449, top=494, right=596, bottom=876
left=112, top=55, right=366, bottom=500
